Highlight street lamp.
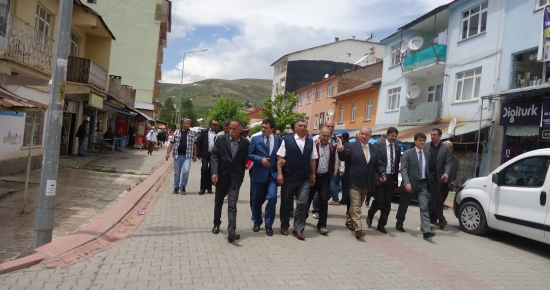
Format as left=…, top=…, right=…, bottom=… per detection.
left=177, top=48, right=208, bottom=124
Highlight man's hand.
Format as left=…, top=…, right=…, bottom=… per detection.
left=340, top=170, right=344, bottom=176
left=452, top=181, right=458, bottom=188
left=380, top=173, right=386, bottom=183
left=165, top=153, right=170, bottom=161
left=262, top=157, right=271, bottom=168
left=211, top=174, right=218, bottom=185
left=192, top=156, right=197, bottom=162
left=278, top=158, right=286, bottom=168
left=405, top=184, right=412, bottom=193
left=277, top=173, right=284, bottom=185
left=310, top=176, right=316, bottom=187
left=441, top=173, right=449, bottom=181
left=337, top=145, right=345, bottom=152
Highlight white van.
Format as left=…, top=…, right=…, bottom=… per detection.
left=454, top=149, right=550, bottom=244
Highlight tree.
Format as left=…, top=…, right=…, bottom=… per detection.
left=248, top=124, right=261, bottom=136
left=159, top=97, right=176, bottom=127
left=180, top=98, right=198, bottom=127
left=208, top=97, right=251, bottom=127
left=260, top=92, right=305, bottom=132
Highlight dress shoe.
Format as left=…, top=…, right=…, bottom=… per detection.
left=339, top=201, right=347, bottom=205
left=253, top=225, right=260, bottom=232
left=199, top=189, right=205, bottom=195
left=179, top=188, right=186, bottom=195
left=228, top=234, right=241, bottom=243
left=355, top=230, right=366, bottom=239
left=366, top=218, right=372, bottom=228
left=212, top=226, right=220, bottom=234
left=318, top=227, right=328, bottom=235
left=396, top=225, right=406, bottom=232
left=173, top=188, right=179, bottom=194
left=207, top=189, right=213, bottom=194
left=423, top=232, right=436, bottom=239
left=439, top=220, right=448, bottom=230
left=328, top=200, right=340, bottom=205
left=266, top=227, right=273, bottom=236
left=430, top=219, right=439, bottom=225
left=280, top=228, right=289, bottom=235
left=345, top=223, right=355, bottom=231
left=292, top=230, right=305, bottom=240
left=376, top=225, right=387, bottom=234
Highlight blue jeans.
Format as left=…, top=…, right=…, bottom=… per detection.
left=312, top=192, right=319, bottom=213
left=330, top=173, right=344, bottom=201
left=78, top=138, right=85, bottom=155
left=173, top=155, right=191, bottom=189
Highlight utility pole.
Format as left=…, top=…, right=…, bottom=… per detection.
left=177, top=49, right=208, bottom=124
left=34, top=0, right=74, bottom=248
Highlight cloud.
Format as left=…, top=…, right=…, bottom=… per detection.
left=162, top=0, right=451, bottom=84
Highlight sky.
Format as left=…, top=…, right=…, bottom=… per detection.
left=161, top=0, right=451, bottom=84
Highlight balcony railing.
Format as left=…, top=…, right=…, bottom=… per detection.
left=1, top=12, right=54, bottom=75
left=67, top=56, right=108, bottom=91
left=403, top=44, right=446, bottom=72
left=398, top=101, right=442, bottom=126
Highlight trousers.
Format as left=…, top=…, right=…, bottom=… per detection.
left=347, top=186, right=369, bottom=231
left=280, top=179, right=310, bottom=232
left=213, top=185, right=240, bottom=235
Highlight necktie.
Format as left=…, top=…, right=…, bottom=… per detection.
left=418, top=151, right=424, bottom=179
left=266, top=136, right=270, bottom=155
left=390, top=143, right=394, bottom=174
left=363, top=144, right=369, bottom=162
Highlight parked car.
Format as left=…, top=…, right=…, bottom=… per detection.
left=454, top=149, right=550, bottom=245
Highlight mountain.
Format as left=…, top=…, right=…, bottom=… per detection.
left=158, top=78, right=272, bottom=108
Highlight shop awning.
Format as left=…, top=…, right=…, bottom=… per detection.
left=135, top=109, right=153, bottom=121
left=506, top=125, right=539, bottom=137
left=0, top=86, right=47, bottom=112
left=103, top=103, right=137, bottom=116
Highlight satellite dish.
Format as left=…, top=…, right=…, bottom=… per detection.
left=407, top=85, right=420, bottom=99
left=400, top=40, right=408, bottom=53
left=327, top=109, right=334, bottom=116
left=324, top=74, right=329, bottom=79
left=448, top=118, right=457, bottom=136
left=408, top=36, right=424, bottom=51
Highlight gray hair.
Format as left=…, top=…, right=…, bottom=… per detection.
left=444, top=141, right=453, bottom=146
left=230, top=118, right=243, bottom=129
left=180, top=118, right=191, bottom=124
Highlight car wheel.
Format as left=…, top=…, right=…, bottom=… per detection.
left=458, top=201, right=488, bottom=235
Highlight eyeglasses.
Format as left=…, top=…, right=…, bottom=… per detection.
left=211, top=124, right=219, bottom=126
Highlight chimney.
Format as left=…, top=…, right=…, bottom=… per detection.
left=335, top=37, right=339, bottom=42
left=352, top=36, right=355, bottom=39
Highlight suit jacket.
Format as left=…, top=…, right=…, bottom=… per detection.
left=423, top=142, right=452, bottom=183
left=210, top=134, right=250, bottom=189
left=447, top=154, right=460, bottom=186
left=196, top=129, right=216, bottom=158
left=248, top=134, right=280, bottom=183
left=401, top=147, right=431, bottom=193
left=373, top=140, right=401, bottom=186
left=338, top=141, right=378, bottom=192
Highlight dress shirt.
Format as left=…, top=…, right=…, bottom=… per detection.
left=276, top=134, right=318, bottom=159
left=208, top=130, right=216, bottom=152
left=230, top=138, right=240, bottom=159
left=360, top=141, right=371, bottom=163
left=265, top=134, right=274, bottom=156
left=385, top=139, right=394, bottom=174
left=416, top=147, right=426, bottom=179
left=317, top=143, right=330, bottom=174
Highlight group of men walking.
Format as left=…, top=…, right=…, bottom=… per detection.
left=166, top=117, right=459, bottom=243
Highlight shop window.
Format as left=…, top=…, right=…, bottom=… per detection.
left=511, top=48, right=545, bottom=89
left=500, top=156, right=550, bottom=187
left=23, top=111, right=44, bottom=147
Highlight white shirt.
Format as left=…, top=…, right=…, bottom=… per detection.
left=360, top=141, right=371, bottom=163
left=385, top=139, right=395, bottom=174
left=277, top=134, right=318, bottom=160
left=416, top=147, right=426, bottom=179
left=208, top=130, right=216, bottom=152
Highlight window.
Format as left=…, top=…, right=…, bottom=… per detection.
left=307, top=90, right=312, bottom=104
left=391, top=42, right=402, bottom=66
left=299, top=93, right=303, bottom=106
left=511, top=48, right=545, bottom=89
left=35, top=5, right=52, bottom=43
left=351, top=103, right=357, bottom=122
left=314, top=114, right=319, bottom=129
left=428, top=84, right=443, bottom=102
left=461, top=2, right=488, bottom=40
left=339, top=106, right=344, bottom=123
left=328, top=83, right=334, bottom=97
left=0, top=0, right=12, bottom=36
left=537, top=0, right=550, bottom=9
left=365, top=100, right=373, bottom=121
left=23, top=111, right=44, bottom=147
left=305, top=117, right=310, bottom=129
left=319, top=112, right=325, bottom=128
left=387, top=87, right=401, bottom=111
left=70, top=31, right=79, bottom=56
left=500, top=156, right=550, bottom=187
left=316, top=87, right=322, bottom=100
left=455, top=68, right=482, bottom=102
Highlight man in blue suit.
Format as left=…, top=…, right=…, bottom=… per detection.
left=248, top=119, right=280, bottom=236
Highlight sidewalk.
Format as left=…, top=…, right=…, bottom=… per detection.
left=0, top=148, right=164, bottom=264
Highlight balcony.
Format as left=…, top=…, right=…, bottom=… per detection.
left=0, top=12, right=54, bottom=75
left=403, top=44, right=446, bottom=77
left=398, top=101, right=442, bottom=126
left=67, top=56, right=108, bottom=91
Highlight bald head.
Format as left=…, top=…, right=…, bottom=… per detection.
left=319, top=127, right=331, bottom=145
left=325, top=120, right=335, bottom=134
left=358, top=126, right=372, bottom=145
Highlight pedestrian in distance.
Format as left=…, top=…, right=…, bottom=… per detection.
left=396, top=132, right=436, bottom=240
left=157, top=129, right=165, bottom=148
left=196, top=120, right=219, bottom=195
left=337, top=126, right=378, bottom=239
left=248, top=119, right=280, bottom=236
left=165, top=119, right=198, bottom=194
left=215, top=120, right=231, bottom=141
left=434, top=141, right=460, bottom=229
left=367, top=127, right=401, bottom=234
left=277, top=119, right=317, bottom=240
left=145, top=129, right=157, bottom=155
left=211, top=119, right=250, bottom=243
left=275, top=129, right=282, bottom=138
left=75, top=119, right=89, bottom=156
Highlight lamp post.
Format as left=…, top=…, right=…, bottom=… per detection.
left=177, top=49, right=208, bottom=124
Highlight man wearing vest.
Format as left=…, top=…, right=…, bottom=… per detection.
left=277, top=119, right=317, bottom=240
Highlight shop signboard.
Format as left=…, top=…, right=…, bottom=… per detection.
left=542, top=130, right=550, bottom=139
left=89, top=93, right=103, bottom=109
left=541, top=98, right=550, bottom=127
left=500, top=99, right=541, bottom=126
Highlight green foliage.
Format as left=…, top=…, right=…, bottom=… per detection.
left=208, top=97, right=251, bottom=127
left=159, top=97, right=176, bottom=127
left=260, top=92, right=305, bottom=132
left=248, top=124, right=262, bottom=136
left=180, top=98, right=198, bottom=127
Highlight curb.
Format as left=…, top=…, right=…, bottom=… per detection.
left=0, top=158, right=173, bottom=274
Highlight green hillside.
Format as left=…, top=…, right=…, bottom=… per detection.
left=158, top=78, right=272, bottom=109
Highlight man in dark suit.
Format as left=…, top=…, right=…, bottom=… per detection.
left=196, top=120, right=219, bottom=195
left=367, top=127, right=401, bottom=234
left=210, top=119, right=250, bottom=243
left=435, top=141, right=460, bottom=229
left=248, top=119, right=280, bottom=236
left=337, top=126, right=378, bottom=239
left=396, top=132, right=435, bottom=239
left=424, top=128, right=451, bottom=227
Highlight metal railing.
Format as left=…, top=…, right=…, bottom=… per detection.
left=1, top=12, right=54, bottom=75
left=67, top=56, right=108, bottom=91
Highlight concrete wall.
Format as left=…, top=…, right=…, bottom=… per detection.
left=285, top=60, right=355, bottom=93
left=335, top=88, right=379, bottom=130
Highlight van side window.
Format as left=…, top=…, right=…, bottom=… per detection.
left=500, top=156, right=550, bottom=187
